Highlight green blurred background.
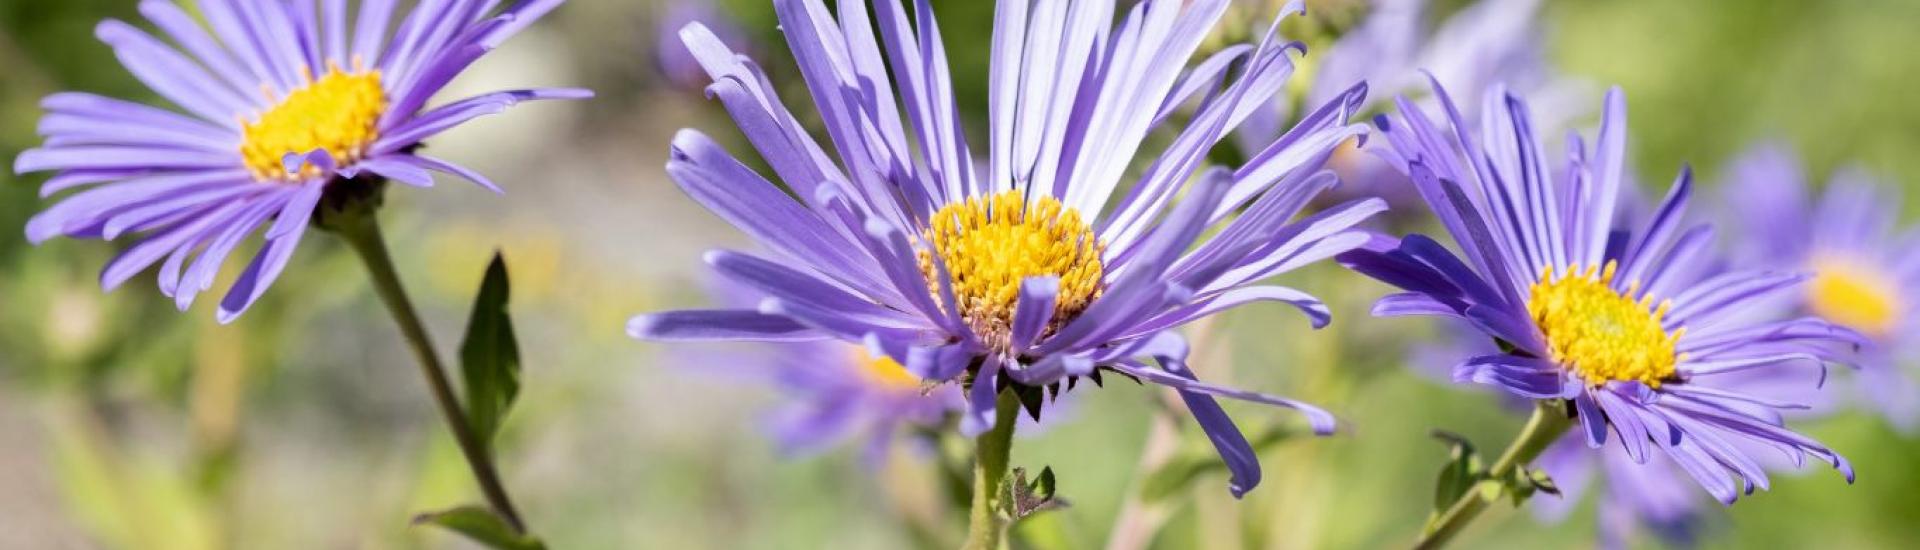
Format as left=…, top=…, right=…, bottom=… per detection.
left=0, top=0, right=1916, bottom=548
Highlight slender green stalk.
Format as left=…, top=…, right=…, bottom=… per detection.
left=331, top=211, right=528, bottom=534
left=1415, top=400, right=1572, bottom=550
left=964, top=390, right=1022, bottom=550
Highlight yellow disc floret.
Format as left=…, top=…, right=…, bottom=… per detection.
left=240, top=64, right=385, bottom=182
left=919, top=191, right=1105, bottom=352
left=1527, top=261, right=1685, bottom=387
left=1808, top=255, right=1902, bottom=337
left=851, top=345, right=922, bottom=391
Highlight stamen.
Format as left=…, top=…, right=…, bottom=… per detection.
left=918, top=191, right=1106, bottom=353
left=239, top=65, right=385, bottom=182
left=1528, top=260, right=1684, bottom=387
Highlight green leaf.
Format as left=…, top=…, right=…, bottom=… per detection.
left=413, top=506, right=544, bottom=550
left=1032, top=466, right=1057, bottom=502
left=459, top=252, right=521, bottom=449
left=1527, top=466, right=1561, bottom=496
left=1429, top=431, right=1481, bottom=513
left=1507, top=466, right=1561, bottom=506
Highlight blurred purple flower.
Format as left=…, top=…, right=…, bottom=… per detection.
left=1533, top=434, right=1703, bottom=549
left=1343, top=80, right=1861, bottom=505
left=654, top=0, right=748, bottom=92
left=1242, top=0, right=1592, bottom=216
left=629, top=0, right=1380, bottom=497
left=695, top=277, right=965, bottom=462
left=759, top=338, right=966, bottom=462
left=13, top=0, right=590, bottom=322
left=1720, top=143, right=1920, bottom=431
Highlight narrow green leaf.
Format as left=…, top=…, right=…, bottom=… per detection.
left=1139, top=454, right=1220, bottom=504
left=1429, top=431, right=1481, bottom=512
left=1250, top=424, right=1297, bottom=452
left=460, top=252, right=521, bottom=449
left=412, top=506, right=544, bottom=550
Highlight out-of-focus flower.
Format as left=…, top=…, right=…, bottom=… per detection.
left=653, top=0, right=748, bottom=92
left=1721, top=143, right=1920, bottom=431
left=13, top=0, right=590, bottom=321
left=759, top=338, right=964, bottom=461
left=1241, top=0, right=1591, bottom=216
left=1305, top=0, right=1582, bottom=124
left=629, top=0, right=1380, bottom=497
left=1342, top=81, right=1860, bottom=504
left=1533, top=434, right=1702, bottom=549
left=697, top=278, right=965, bottom=461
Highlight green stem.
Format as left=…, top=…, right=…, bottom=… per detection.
left=1415, top=400, right=1571, bottom=550
left=964, top=390, right=1021, bottom=550
left=332, top=211, right=528, bottom=534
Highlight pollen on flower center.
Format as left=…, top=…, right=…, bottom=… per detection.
left=240, top=64, right=385, bottom=182
left=851, top=346, right=922, bottom=391
left=918, top=191, right=1105, bottom=352
left=1808, top=255, right=1902, bottom=337
left=1527, top=261, right=1685, bottom=387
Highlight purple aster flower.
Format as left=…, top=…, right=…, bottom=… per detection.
left=628, top=0, right=1381, bottom=497
left=1720, top=143, right=1920, bottom=431
left=1341, top=80, right=1862, bottom=504
left=1415, top=177, right=1838, bottom=547
left=13, top=0, right=591, bottom=322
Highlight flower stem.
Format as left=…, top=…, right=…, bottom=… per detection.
left=1415, top=399, right=1571, bottom=550
left=331, top=210, right=528, bottom=534
left=964, top=389, right=1021, bottom=550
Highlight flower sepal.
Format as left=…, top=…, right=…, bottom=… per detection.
left=311, top=174, right=389, bottom=234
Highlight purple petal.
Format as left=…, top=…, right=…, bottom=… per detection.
left=959, top=358, right=1003, bottom=437
left=627, top=309, right=824, bottom=342
left=1008, top=276, right=1060, bottom=352
left=374, top=88, right=592, bottom=153
left=1105, top=361, right=1337, bottom=435
left=16, top=146, right=235, bottom=173
left=1454, top=354, right=1567, bottom=399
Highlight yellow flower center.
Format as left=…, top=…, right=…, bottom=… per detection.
left=1808, top=255, right=1902, bottom=337
left=1527, top=261, right=1685, bottom=387
left=919, top=191, right=1105, bottom=351
left=851, top=346, right=922, bottom=391
left=240, top=65, right=385, bottom=182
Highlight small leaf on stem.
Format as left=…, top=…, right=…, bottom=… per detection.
left=1003, top=466, right=1069, bottom=522
left=460, top=252, right=521, bottom=449
left=1429, top=430, right=1483, bottom=513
